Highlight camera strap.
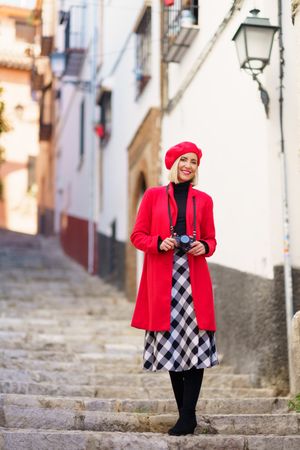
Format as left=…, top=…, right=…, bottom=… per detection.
left=166, top=185, right=197, bottom=239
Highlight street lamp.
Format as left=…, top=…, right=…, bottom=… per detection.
left=232, top=9, right=279, bottom=117
left=233, top=6, right=294, bottom=393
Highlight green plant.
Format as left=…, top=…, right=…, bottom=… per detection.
left=0, top=87, right=11, bottom=135
left=0, top=86, right=11, bottom=201
left=288, top=393, right=300, bottom=412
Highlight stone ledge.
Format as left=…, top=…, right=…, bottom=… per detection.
left=0, top=394, right=291, bottom=414
left=0, top=430, right=300, bottom=450
left=1, top=408, right=299, bottom=435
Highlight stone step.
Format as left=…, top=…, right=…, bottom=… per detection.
left=0, top=345, right=142, bottom=364
left=0, top=349, right=143, bottom=363
left=0, top=334, right=143, bottom=351
left=1, top=408, right=298, bottom=435
left=0, top=357, right=234, bottom=374
left=0, top=369, right=254, bottom=388
left=0, top=381, right=276, bottom=398
left=0, top=341, right=139, bottom=354
left=0, top=430, right=299, bottom=450
left=0, top=318, right=136, bottom=333
left=0, top=393, right=291, bottom=414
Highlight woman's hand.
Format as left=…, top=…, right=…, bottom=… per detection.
left=159, top=236, right=177, bottom=252
left=187, top=240, right=206, bottom=256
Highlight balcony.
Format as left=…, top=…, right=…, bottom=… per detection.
left=41, top=36, right=54, bottom=56
left=64, top=48, right=85, bottom=77
left=60, top=7, right=86, bottom=77
left=39, top=123, right=52, bottom=141
left=163, top=0, right=199, bottom=63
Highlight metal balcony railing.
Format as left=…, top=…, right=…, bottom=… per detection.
left=60, top=5, right=86, bottom=77
left=163, top=0, right=199, bottom=63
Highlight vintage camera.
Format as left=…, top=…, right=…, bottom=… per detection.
left=174, top=234, right=195, bottom=252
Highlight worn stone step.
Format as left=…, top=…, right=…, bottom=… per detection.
left=0, top=430, right=299, bottom=450
left=0, top=381, right=276, bottom=398
left=0, top=306, right=132, bottom=319
left=1, top=397, right=297, bottom=435
left=0, top=333, right=143, bottom=354
left=0, top=357, right=234, bottom=374
left=0, top=394, right=291, bottom=415
left=1, top=350, right=232, bottom=376
left=0, top=322, right=134, bottom=332
left=0, top=331, right=140, bottom=344
left=0, top=349, right=143, bottom=363
left=2, top=408, right=299, bottom=435
left=0, top=369, right=254, bottom=389
left=0, top=318, right=137, bottom=334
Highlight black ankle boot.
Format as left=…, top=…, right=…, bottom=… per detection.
left=167, top=408, right=197, bottom=436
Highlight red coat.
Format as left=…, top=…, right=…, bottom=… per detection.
left=130, top=182, right=217, bottom=331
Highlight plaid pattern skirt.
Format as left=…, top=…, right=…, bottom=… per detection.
left=143, top=249, right=219, bottom=372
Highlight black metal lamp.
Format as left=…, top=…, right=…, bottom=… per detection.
left=232, top=9, right=279, bottom=117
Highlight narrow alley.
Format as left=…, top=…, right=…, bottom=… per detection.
left=0, top=229, right=298, bottom=449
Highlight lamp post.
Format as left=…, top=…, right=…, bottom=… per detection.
left=233, top=6, right=294, bottom=392
left=232, top=9, right=279, bottom=117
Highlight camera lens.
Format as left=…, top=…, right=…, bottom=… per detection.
left=180, top=235, right=190, bottom=244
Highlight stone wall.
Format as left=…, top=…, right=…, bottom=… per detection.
left=211, top=263, right=300, bottom=394
left=97, top=232, right=126, bottom=291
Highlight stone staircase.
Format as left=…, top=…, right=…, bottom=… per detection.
left=0, top=229, right=299, bottom=449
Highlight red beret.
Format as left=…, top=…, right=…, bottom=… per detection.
left=165, top=141, right=202, bottom=170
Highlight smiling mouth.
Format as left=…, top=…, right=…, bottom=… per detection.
left=181, top=170, right=192, bottom=175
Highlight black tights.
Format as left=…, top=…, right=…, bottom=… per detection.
left=169, top=367, right=204, bottom=412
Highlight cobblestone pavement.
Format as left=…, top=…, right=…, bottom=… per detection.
left=0, top=229, right=299, bottom=449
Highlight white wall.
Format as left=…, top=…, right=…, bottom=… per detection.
left=161, top=0, right=299, bottom=279
left=54, top=0, right=98, bottom=230
left=97, top=0, right=161, bottom=242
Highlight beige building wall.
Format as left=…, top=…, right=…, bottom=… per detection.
left=0, top=68, right=39, bottom=235
left=0, top=4, right=40, bottom=234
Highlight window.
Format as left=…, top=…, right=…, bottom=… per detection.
left=59, top=7, right=85, bottom=77
left=135, top=5, right=151, bottom=96
left=79, top=99, right=85, bottom=159
left=39, top=85, right=53, bottom=141
left=163, top=0, right=199, bottom=63
left=98, top=90, right=112, bottom=146
left=27, top=155, right=36, bottom=192
left=15, top=20, right=35, bottom=43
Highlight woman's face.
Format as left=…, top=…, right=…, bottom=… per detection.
left=177, top=152, right=198, bottom=182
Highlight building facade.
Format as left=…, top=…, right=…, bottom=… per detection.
left=49, top=0, right=300, bottom=392
left=35, top=0, right=56, bottom=236
left=0, top=1, right=42, bottom=235
left=50, top=0, right=100, bottom=272
left=160, top=0, right=300, bottom=392
left=97, top=0, right=162, bottom=292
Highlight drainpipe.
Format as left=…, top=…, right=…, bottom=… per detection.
left=278, top=0, right=294, bottom=390
left=88, top=0, right=98, bottom=274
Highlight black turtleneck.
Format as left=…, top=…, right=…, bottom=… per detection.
left=157, top=181, right=209, bottom=254
left=173, top=180, right=190, bottom=235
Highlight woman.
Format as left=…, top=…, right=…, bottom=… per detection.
left=130, top=141, right=218, bottom=436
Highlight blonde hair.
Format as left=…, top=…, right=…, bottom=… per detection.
left=168, top=156, right=199, bottom=186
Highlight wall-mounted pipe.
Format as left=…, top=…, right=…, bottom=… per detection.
left=278, top=0, right=294, bottom=391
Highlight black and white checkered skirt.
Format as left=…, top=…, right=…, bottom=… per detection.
left=143, top=249, right=219, bottom=372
